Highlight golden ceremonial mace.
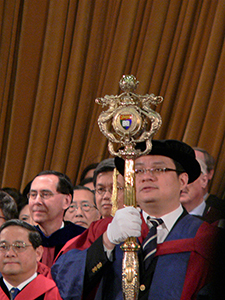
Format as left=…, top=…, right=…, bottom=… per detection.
left=96, top=75, right=163, bottom=300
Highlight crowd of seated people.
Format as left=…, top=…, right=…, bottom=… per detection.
left=0, top=144, right=224, bottom=299
left=51, top=140, right=225, bottom=300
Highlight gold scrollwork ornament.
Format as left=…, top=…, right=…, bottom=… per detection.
left=96, top=75, right=163, bottom=159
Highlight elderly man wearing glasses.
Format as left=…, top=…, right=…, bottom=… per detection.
left=64, top=185, right=100, bottom=228
left=28, top=170, right=85, bottom=268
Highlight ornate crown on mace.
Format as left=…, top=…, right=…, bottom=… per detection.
left=96, top=75, right=163, bottom=159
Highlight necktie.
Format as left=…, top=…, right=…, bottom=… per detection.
left=142, top=217, right=163, bottom=270
left=10, top=287, right=20, bottom=299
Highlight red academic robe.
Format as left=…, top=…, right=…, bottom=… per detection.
left=0, top=274, right=62, bottom=300
left=52, top=213, right=223, bottom=300
left=37, top=261, right=52, bottom=278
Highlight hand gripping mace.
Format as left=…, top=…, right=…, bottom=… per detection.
left=96, top=75, right=163, bottom=300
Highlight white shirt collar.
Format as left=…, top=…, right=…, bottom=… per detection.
left=203, top=192, right=209, bottom=200
left=142, top=204, right=183, bottom=231
left=142, top=205, right=184, bottom=243
left=3, top=272, right=37, bottom=291
left=189, top=201, right=206, bottom=216
left=60, top=221, right=64, bottom=229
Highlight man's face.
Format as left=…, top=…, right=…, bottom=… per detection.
left=135, top=155, right=188, bottom=216
left=95, top=171, right=124, bottom=218
left=29, top=175, right=71, bottom=228
left=180, top=173, right=207, bottom=211
left=64, top=189, right=100, bottom=228
left=0, top=226, right=43, bottom=285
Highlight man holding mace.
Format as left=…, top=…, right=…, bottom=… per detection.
left=52, top=139, right=221, bottom=300
left=52, top=76, right=222, bottom=299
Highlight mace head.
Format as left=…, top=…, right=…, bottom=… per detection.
left=119, top=75, right=139, bottom=93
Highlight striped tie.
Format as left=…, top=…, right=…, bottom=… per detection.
left=142, top=218, right=163, bottom=270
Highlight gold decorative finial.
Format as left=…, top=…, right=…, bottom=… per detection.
left=119, top=75, right=139, bottom=92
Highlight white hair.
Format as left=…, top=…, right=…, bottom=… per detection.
left=196, top=158, right=207, bottom=174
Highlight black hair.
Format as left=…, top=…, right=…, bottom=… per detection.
left=80, top=177, right=94, bottom=187
left=22, top=180, right=32, bottom=198
left=32, top=170, right=73, bottom=201
left=73, top=185, right=96, bottom=206
left=17, top=197, right=29, bottom=215
left=0, top=219, right=42, bottom=249
left=79, top=163, right=99, bottom=183
left=1, top=188, right=24, bottom=207
left=93, top=158, right=115, bottom=187
left=0, top=191, right=18, bottom=220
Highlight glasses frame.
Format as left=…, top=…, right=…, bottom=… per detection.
left=68, top=203, right=97, bottom=213
left=0, top=241, right=33, bottom=253
left=95, top=186, right=124, bottom=196
left=27, top=191, right=60, bottom=200
left=134, top=167, right=183, bottom=177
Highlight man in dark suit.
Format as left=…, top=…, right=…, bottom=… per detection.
left=52, top=140, right=222, bottom=300
left=28, top=170, right=85, bottom=268
left=180, top=157, right=224, bottom=223
left=194, top=147, right=225, bottom=222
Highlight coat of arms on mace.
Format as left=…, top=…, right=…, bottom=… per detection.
left=96, top=75, right=163, bottom=300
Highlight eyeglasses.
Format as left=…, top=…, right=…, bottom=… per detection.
left=95, top=186, right=124, bottom=195
left=27, top=191, right=59, bottom=200
left=135, top=167, right=183, bottom=177
left=0, top=241, right=33, bottom=253
left=68, top=203, right=97, bottom=212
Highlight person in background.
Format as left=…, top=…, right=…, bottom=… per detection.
left=193, top=147, right=215, bottom=193
left=64, top=185, right=100, bottom=228
left=0, top=219, right=62, bottom=299
left=1, top=186, right=36, bottom=225
left=18, top=198, right=36, bottom=226
left=194, top=147, right=225, bottom=220
left=28, top=170, right=85, bottom=267
left=52, top=140, right=222, bottom=300
left=180, top=158, right=223, bottom=222
left=1, top=188, right=24, bottom=208
left=180, top=158, right=207, bottom=213
left=79, top=163, right=99, bottom=184
left=22, top=181, right=32, bottom=199
left=0, top=191, right=18, bottom=226
left=79, top=163, right=99, bottom=192
left=93, top=158, right=124, bottom=218
left=80, top=177, right=95, bottom=191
